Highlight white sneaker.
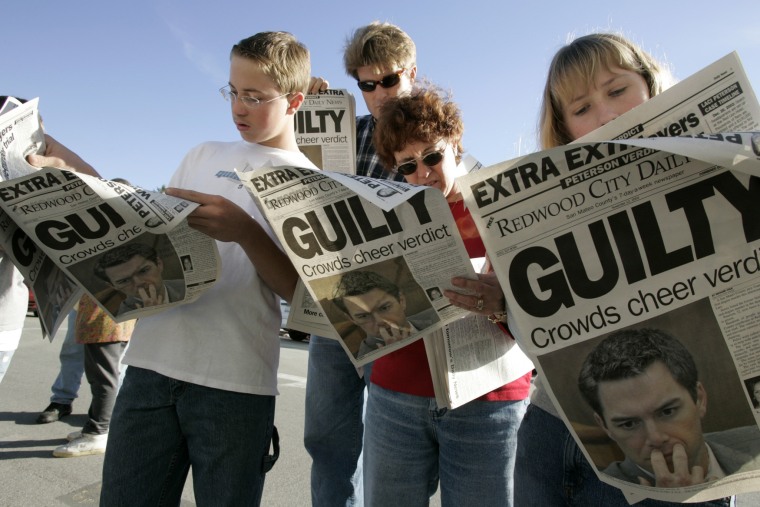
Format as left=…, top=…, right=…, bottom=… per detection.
left=53, top=433, right=108, bottom=458
left=66, top=430, right=82, bottom=442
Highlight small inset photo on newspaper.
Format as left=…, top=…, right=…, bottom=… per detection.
left=180, top=254, right=194, bottom=273
left=67, top=234, right=186, bottom=319
left=308, top=256, right=439, bottom=361
left=743, top=375, right=760, bottom=419
left=537, top=298, right=760, bottom=488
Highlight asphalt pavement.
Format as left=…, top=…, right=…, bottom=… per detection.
left=0, top=316, right=313, bottom=506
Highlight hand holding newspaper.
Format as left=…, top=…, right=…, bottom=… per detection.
left=0, top=98, right=221, bottom=337
left=295, top=89, right=356, bottom=174
left=239, top=162, right=533, bottom=408
left=459, top=51, right=760, bottom=502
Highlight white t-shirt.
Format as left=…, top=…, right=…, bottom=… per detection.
left=0, top=253, right=27, bottom=351
left=123, top=140, right=315, bottom=395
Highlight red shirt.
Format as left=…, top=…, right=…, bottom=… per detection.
left=370, top=201, right=532, bottom=401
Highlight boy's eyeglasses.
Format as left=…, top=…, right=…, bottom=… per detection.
left=394, top=150, right=444, bottom=176
left=220, top=86, right=289, bottom=108
left=356, top=69, right=407, bottom=93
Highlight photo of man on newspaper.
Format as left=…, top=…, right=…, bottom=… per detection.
left=93, top=241, right=185, bottom=316
left=537, top=299, right=760, bottom=493
left=66, top=236, right=186, bottom=318
left=744, top=376, right=760, bottom=417
left=577, top=327, right=760, bottom=487
left=315, top=257, right=438, bottom=360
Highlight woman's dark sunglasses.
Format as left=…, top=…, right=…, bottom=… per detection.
left=357, top=69, right=406, bottom=92
left=394, top=150, right=444, bottom=176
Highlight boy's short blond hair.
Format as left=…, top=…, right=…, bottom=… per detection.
left=231, top=31, right=311, bottom=94
left=540, top=32, right=672, bottom=149
left=343, top=21, right=416, bottom=79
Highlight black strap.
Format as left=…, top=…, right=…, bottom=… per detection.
left=262, top=425, right=280, bottom=474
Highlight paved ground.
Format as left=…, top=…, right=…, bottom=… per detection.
left=0, top=316, right=313, bottom=506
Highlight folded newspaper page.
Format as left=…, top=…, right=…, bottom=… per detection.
left=459, top=50, right=760, bottom=503
left=239, top=165, right=477, bottom=368
left=285, top=278, right=340, bottom=339
left=423, top=254, right=533, bottom=409
left=243, top=162, right=533, bottom=407
left=296, top=89, right=356, bottom=174
left=0, top=98, right=46, bottom=182
left=1, top=97, right=78, bottom=337
left=0, top=96, right=24, bottom=116
left=0, top=207, right=82, bottom=338
left=0, top=99, right=221, bottom=331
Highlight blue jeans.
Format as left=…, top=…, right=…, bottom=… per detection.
left=304, top=335, right=369, bottom=507
left=50, top=310, right=84, bottom=404
left=101, top=366, right=278, bottom=506
left=514, top=404, right=734, bottom=506
left=364, top=384, right=528, bottom=507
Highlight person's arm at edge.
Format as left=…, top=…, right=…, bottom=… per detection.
left=26, top=134, right=100, bottom=177
left=165, top=187, right=298, bottom=302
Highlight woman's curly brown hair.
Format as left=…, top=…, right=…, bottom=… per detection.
left=373, top=83, right=464, bottom=172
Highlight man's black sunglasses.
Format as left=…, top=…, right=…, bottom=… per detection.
left=357, top=69, right=406, bottom=92
left=394, top=150, right=444, bottom=176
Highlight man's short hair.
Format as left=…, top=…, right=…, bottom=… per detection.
left=578, top=328, right=700, bottom=419
left=343, top=21, right=416, bottom=80
left=231, top=31, right=311, bottom=95
left=94, top=242, right=159, bottom=283
left=332, top=270, right=401, bottom=314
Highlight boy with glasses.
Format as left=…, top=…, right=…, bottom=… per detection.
left=31, top=31, right=314, bottom=506
left=305, top=21, right=417, bottom=506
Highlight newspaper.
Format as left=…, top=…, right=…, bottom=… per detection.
left=422, top=253, right=534, bottom=408
left=296, top=89, right=356, bottom=174
left=285, top=278, right=340, bottom=339
left=0, top=207, right=81, bottom=338
left=240, top=166, right=475, bottom=364
left=0, top=97, right=46, bottom=182
left=0, top=97, right=78, bottom=337
left=284, top=251, right=534, bottom=409
left=459, top=51, right=760, bottom=502
left=242, top=164, right=533, bottom=407
left=0, top=99, right=221, bottom=336
left=0, top=96, right=22, bottom=116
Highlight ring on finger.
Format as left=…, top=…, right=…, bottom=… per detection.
left=475, top=296, right=485, bottom=311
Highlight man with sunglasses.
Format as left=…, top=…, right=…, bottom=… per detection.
left=305, top=21, right=417, bottom=507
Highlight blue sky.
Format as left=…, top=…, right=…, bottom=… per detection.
left=6, top=1, right=760, bottom=191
